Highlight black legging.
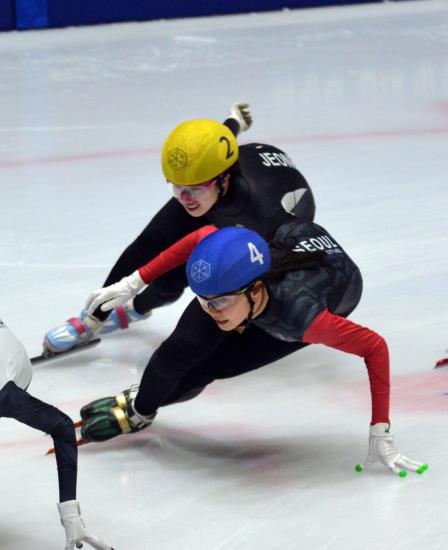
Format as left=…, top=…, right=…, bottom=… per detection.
left=94, top=198, right=203, bottom=320
left=0, top=381, right=77, bottom=502
left=134, top=298, right=307, bottom=416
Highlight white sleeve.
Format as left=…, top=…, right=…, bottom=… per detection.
left=0, top=319, right=32, bottom=391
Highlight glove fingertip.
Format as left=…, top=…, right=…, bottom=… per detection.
left=354, top=464, right=363, bottom=472
left=398, top=470, right=407, bottom=478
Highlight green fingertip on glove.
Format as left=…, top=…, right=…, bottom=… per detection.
left=355, top=464, right=429, bottom=476
left=416, top=463, right=429, bottom=475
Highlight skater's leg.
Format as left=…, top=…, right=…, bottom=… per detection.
left=0, top=381, right=77, bottom=502
left=161, top=325, right=307, bottom=405
left=135, top=297, right=306, bottom=414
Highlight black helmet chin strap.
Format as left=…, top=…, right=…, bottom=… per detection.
left=216, top=161, right=240, bottom=201
left=215, top=172, right=228, bottom=198
left=237, top=284, right=256, bottom=328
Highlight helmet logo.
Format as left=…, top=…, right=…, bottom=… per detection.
left=190, top=259, right=211, bottom=283
left=168, top=148, right=188, bottom=170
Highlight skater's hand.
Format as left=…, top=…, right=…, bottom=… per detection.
left=86, top=271, right=145, bottom=315
left=355, top=423, right=428, bottom=477
left=228, top=102, right=252, bottom=132
left=58, top=501, right=114, bottom=550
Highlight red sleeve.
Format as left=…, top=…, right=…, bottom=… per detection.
left=138, top=225, right=218, bottom=284
left=302, top=309, right=390, bottom=425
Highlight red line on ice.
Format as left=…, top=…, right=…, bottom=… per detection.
left=1, top=126, right=448, bottom=170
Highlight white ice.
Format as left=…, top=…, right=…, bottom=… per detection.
left=1, top=1, right=448, bottom=548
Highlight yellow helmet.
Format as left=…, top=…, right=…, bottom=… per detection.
left=161, top=119, right=239, bottom=186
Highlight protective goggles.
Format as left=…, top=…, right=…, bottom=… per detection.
left=170, top=179, right=216, bottom=201
left=196, top=286, right=249, bottom=311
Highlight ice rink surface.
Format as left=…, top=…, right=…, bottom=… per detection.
left=1, top=0, right=448, bottom=548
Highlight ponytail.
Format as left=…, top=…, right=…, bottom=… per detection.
left=263, top=242, right=326, bottom=283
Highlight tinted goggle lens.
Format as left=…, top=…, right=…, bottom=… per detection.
left=196, top=286, right=249, bottom=311
left=197, top=294, right=239, bottom=311
left=170, top=180, right=216, bottom=200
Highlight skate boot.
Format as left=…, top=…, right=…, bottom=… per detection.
left=81, top=299, right=151, bottom=335
left=80, top=384, right=156, bottom=442
left=44, top=314, right=102, bottom=353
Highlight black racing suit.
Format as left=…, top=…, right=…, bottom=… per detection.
left=0, top=382, right=77, bottom=502
left=94, top=120, right=315, bottom=320
left=0, top=381, right=78, bottom=502
left=134, top=221, right=362, bottom=416
left=0, top=320, right=77, bottom=503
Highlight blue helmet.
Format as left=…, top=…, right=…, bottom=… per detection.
left=187, top=227, right=271, bottom=296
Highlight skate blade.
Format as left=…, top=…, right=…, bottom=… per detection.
left=47, top=437, right=87, bottom=455
left=44, top=419, right=83, bottom=438
left=31, top=338, right=101, bottom=365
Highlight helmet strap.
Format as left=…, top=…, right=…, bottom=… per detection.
left=215, top=173, right=228, bottom=198
left=237, top=284, right=256, bottom=328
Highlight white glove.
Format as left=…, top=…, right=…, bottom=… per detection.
left=356, top=423, right=428, bottom=477
left=85, top=270, right=145, bottom=316
left=57, top=500, right=113, bottom=550
left=228, top=102, right=253, bottom=132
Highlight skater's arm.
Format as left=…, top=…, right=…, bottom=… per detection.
left=138, top=225, right=217, bottom=283
left=302, top=309, right=390, bottom=425
left=304, top=311, right=428, bottom=477
left=101, top=198, right=203, bottom=287
left=85, top=225, right=217, bottom=316
left=225, top=102, right=253, bottom=135
left=224, top=118, right=240, bottom=136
